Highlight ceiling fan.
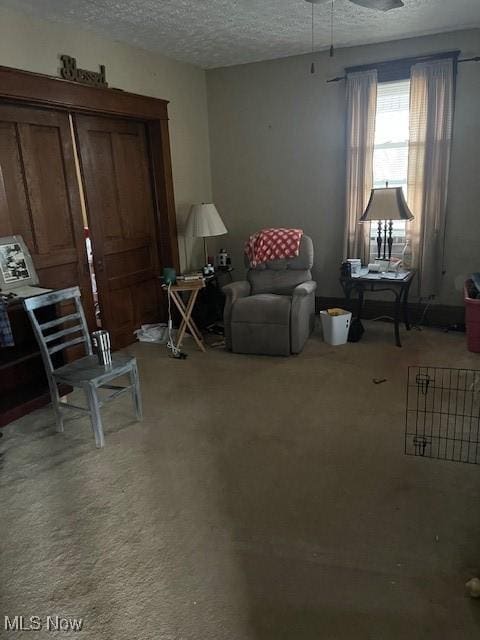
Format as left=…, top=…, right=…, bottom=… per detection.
left=305, top=0, right=404, bottom=11
left=305, top=0, right=404, bottom=70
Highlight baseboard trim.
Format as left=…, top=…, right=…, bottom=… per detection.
left=315, top=296, right=465, bottom=328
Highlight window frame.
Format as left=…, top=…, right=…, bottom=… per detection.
left=370, top=77, right=411, bottom=261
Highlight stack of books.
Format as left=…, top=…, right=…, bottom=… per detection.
left=176, top=272, right=204, bottom=282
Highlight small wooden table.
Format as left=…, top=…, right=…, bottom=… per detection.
left=162, top=280, right=206, bottom=352
left=340, top=270, right=416, bottom=347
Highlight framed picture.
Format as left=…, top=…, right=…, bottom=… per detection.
left=0, top=235, right=38, bottom=292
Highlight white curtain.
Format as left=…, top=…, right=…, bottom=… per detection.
left=407, top=58, right=454, bottom=298
left=344, top=69, right=377, bottom=263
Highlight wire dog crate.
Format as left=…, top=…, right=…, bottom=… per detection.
left=405, top=366, right=480, bottom=465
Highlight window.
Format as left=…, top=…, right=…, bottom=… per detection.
left=371, top=79, right=410, bottom=260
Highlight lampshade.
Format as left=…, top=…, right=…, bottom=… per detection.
left=360, top=187, right=414, bottom=222
left=186, top=203, right=227, bottom=238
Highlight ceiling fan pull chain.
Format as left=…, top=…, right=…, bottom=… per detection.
left=310, top=1, right=315, bottom=74
left=330, top=0, right=335, bottom=57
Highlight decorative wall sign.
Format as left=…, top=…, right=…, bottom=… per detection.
left=60, top=55, right=108, bottom=88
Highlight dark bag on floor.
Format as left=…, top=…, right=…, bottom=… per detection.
left=348, top=318, right=364, bottom=342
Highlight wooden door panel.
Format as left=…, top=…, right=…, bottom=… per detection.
left=107, top=279, right=158, bottom=347
left=134, top=279, right=159, bottom=325
left=0, top=122, right=35, bottom=245
left=18, top=123, right=74, bottom=253
left=0, top=104, right=94, bottom=326
left=74, top=113, right=162, bottom=348
left=107, top=245, right=152, bottom=287
left=112, top=132, right=151, bottom=239
left=109, top=288, right=134, bottom=330
left=35, top=262, right=85, bottom=290
left=83, top=130, right=124, bottom=242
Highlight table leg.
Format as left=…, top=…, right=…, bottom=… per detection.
left=402, top=280, right=412, bottom=331
left=175, top=291, right=196, bottom=346
left=356, top=286, right=364, bottom=321
left=341, top=280, right=359, bottom=317
left=169, top=290, right=206, bottom=352
left=182, top=290, right=205, bottom=348
left=394, top=290, right=402, bottom=347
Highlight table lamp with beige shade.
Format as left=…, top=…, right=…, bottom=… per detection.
left=360, top=184, right=414, bottom=260
left=186, top=203, right=228, bottom=267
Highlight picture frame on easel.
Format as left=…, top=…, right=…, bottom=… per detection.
left=0, top=235, right=39, bottom=293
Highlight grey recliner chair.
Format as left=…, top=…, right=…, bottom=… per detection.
left=223, top=235, right=316, bottom=356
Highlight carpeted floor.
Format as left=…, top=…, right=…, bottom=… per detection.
left=1, top=321, right=480, bottom=639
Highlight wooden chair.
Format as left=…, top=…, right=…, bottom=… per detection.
left=23, top=286, right=142, bottom=448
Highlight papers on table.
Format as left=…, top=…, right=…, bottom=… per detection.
left=380, top=271, right=410, bottom=280
left=351, top=269, right=410, bottom=281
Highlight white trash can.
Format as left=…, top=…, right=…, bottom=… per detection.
left=320, top=309, right=352, bottom=346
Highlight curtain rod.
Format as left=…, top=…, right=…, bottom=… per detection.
left=326, top=50, right=478, bottom=84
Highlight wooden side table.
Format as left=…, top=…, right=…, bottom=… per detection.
left=162, top=280, right=206, bottom=352
left=340, top=270, right=416, bottom=347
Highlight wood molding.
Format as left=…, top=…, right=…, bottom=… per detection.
left=0, top=65, right=169, bottom=119
left=147, top=119, right=180, bottom=270
left=0, top=64, right=179, bottom=272
left=316, top=296, right=465, bottom=328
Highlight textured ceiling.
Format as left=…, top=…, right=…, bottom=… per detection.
left=2, top=0, right=479, bottom=68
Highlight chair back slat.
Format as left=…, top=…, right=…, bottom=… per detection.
left=48, top=336, right=87, bottom=356
left=23, top=287, right=81, bottom=311
left=44, top=324, right=84, bottom=344
left=39, top=312, right=81, bottom=331
left=23, top=286, right=93, bottom=373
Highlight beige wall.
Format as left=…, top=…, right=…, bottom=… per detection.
left=0, top=5, right=212, bottom=270
left=207, top=29, right=480, bottom=306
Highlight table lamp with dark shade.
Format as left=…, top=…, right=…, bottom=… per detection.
left=360, top=185, right=414, bottom=260
left=186, top=203, right=228, bottom=266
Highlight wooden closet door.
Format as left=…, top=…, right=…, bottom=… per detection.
left=74, top=114, right=162, bottom=349
left=0, top=104, right=94, bottom=324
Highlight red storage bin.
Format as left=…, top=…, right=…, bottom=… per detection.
left=465, top=280, right=480, bottom=352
